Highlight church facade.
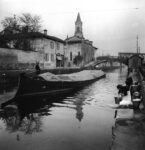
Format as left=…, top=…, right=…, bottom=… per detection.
left=65, top=13, right=97, bottom=67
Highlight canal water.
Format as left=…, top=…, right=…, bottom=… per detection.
left=0, top=67, right=127, bottom=150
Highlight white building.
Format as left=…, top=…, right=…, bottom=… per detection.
left=29, top=30, right=65, bottom=68
left=65, top=13, right=98, bottom=67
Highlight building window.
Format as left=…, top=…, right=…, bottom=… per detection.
left=46, top=53, right=49, bottom=61
left=44, top=53, right=49, bottom=61
left=78, top=51, right=80, bottom=56
left=44, top=54, right=47, bottom=61
left=51, top=54, right=54, bottom=62
left=56, top=42, right=60, bottom=50
left=50, top=41, right=54, bottom=49
left=70, top=52, right=72, bottom=61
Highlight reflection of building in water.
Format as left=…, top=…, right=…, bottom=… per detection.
left=20, top=113, right=42, bottom=134
left=76, top=104, right=84, bottom=122
left=0, top=105, right=43, bottom=135
left=1, top=106, right=21, bottom=132
left=73, top=97, right=84, bottom=122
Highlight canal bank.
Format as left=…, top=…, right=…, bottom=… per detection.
left=0, top=66, right=120, bottom=81
left=111, top=65, right=145, bottom=150
left=111, top=108, right=145, bottom=150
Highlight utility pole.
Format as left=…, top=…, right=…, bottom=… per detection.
left=136, top=35, right=139, bottom=53
left=138, top=46, right=140, bottom=53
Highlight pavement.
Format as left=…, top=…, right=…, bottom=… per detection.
left=111, top=102, right=145, bottom=150
left=111, top=69, right=145, bottom=150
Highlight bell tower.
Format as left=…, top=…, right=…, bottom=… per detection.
left=74, top=13, right=83, bottom=38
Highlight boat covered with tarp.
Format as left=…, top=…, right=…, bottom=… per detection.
left=15, top=70, right=105, bottom=97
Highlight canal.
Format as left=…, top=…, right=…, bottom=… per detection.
left=0, top=67, right=127, bottom=150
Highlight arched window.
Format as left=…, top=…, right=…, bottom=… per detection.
left=78, top=51, right=80, bottom=56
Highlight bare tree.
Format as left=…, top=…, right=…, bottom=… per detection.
left=0, top=13, right=42, bottom=50
left=1, top=15, right=20, bottom=34
left=19, top=13, right=42, bottom=32
left=1, top=13, right=42, bottom=34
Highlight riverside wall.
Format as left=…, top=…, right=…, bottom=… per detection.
left=111, top=67, right=145, bottom=150
left=0, top=48, right=43, bottom=70
left=139, top=69, right=145, bottom=107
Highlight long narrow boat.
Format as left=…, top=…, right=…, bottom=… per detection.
left=15, top=70, right=105, bottom=97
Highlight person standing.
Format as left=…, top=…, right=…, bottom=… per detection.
left=35, top=62, right=41, bottom=74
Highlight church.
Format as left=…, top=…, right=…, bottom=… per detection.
left=65, top=13, right=98, bottom=67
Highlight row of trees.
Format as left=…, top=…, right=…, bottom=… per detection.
left=1, top=13, right=42, bottom=35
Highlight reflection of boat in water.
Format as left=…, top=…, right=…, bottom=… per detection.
left=0, top=101, right=44, bottom=134
left=0, top=90, right=86, bottom=134
left=15, top=70, right=105, bottom=98
left=0, top=94, right=70, bottom=134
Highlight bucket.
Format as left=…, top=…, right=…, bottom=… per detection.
left=132, top=98, right=141, bottom=109
left=114, top=96, right=122, bottom=104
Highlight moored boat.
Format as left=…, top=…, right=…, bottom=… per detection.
left=15, top=70, right=105, bottom=98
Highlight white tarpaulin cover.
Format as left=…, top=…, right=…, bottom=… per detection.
left=39, top=70, right=105, bottom=82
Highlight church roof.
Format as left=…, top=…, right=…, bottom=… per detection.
left=66, top=36, right=82, bottom=44
left=76, top=13, right=82, bottom=23
left=129, top=54, right=144, bottom=59
left=0, top=32, right=65, bottom=43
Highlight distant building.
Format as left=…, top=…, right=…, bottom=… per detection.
left=65, top=13, right=98, bottom=67
left=128, top=54, right=143, bottom=71
left=118, top=52, right=145, bottom=59
left=118, top=52, right=145, bottom=65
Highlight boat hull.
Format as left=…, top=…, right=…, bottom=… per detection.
left=15, top=73, right=106, bottom=97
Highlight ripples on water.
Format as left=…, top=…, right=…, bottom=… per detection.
left=0, top=68, right=127, bottom=150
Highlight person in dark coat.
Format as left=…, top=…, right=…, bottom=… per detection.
left=125, top=77, right=133, bottom=88
left=117, top=84, right=128, bottom=96
left=35, top=62, right=41, bottom=74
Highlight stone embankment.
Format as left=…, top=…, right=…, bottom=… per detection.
left=111, top=69, right=145, bottom=150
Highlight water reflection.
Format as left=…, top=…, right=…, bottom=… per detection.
left=0, top=68, right=127, bottom=134
left=0, top=89, right=86, bottom=134
left=0, top=68, right=128, bottom=150
left=0, top=100, right=44, bottom=134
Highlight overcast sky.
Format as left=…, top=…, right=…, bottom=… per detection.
left=0, top=0, right=145, bottom=55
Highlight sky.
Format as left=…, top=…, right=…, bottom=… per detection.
left=0, top=0, right=145, bottom=56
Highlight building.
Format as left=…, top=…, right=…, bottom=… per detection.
left=128, top=54, right=143, bottom=71
left=28, top=30, right=65, bottom=68
left=118, top=52, right=145, bottom=65
left=0, top=13, right=98, bottom=69
left=65, top=13, right=98, bottom=67
left=0, top=30, right=65, bottom=68
left=118, top=52, right=145, bottom=59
